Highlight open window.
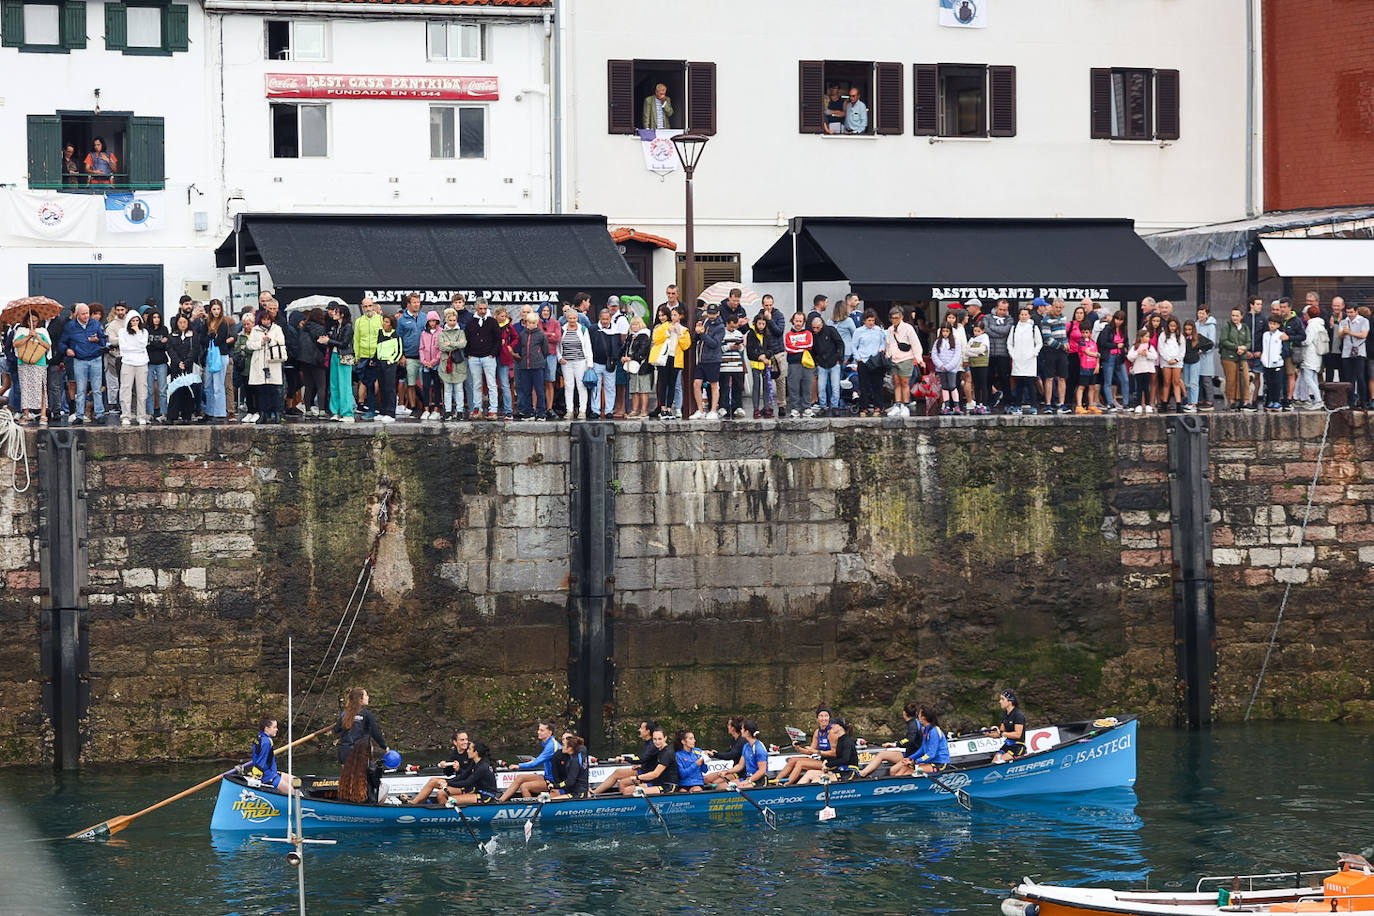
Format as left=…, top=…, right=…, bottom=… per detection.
left=27, top=112, right=164, bottom=190
left=913, top=63, right=1016, bottom=138
left=797, top=60, right=903, bottom=135
left=1090, top=68, right=1179, bottom=140
left=265, top=19, right=326, bottom=61
left=1, top=0, right=87, bottom=52
left=606, top=59, right=716, bottom=135
left=271, top=102, right=328, bottom=158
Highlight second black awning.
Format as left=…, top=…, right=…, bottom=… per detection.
left=215, top=213, right=644, bottom=307
left=752, top=217, right=1186, bottom=302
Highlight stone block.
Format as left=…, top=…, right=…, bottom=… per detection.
left=1119, top=510, right=1154, bottom=527
left=692, top=555, right=759, bottom=587
left=0, top=537, right=35, bottom=568
left=1328, top=505, right=1368, bottom=525
left=497, top=495, right=538, bottom=529
left=770, top=554, right=836, bottom=585
left=616, top=526, right=671, bottom=559
left=122, top=568, right=156, bottom=588
left=181, top=568, right=207, bottom=589
left=835, top=553, right=870, bottom=583
left=737, top=523, right=785, bottom=555
left=1274, top=567, right=1309, bottom=584
left=614, top=493, right=657, bottom=525
left=788, top=522, right=849, bottom=554
left=1121, top=549, right=1165, bottom=568
left=489, top=559, right=567, bottom=593
left=1268, top=525, right=1303, bottom=545
left=190, top=533, right=255, bottom=559
left=214, top=491, right=256, bottom=510
left=1358, top=546, right=1374, bottom=565
left=1212, top=548, right=1245, bottom=566
left=1241, top=567, right=1273, bottom=586
left=1231, top=527, right=1268, bottom=547
left=535, top=495, right=570, bottom=528
left=654, top=557, right=696, bottom=589
left=499, top=463, right=566, bottom=496
left=515, top=527, right=568, bottom=559
left=1248, top=547, right=1281, bottom=567
left=1253, top=506, right=1286, bottom=526
left=1278, top=546, right=1315, bottom=565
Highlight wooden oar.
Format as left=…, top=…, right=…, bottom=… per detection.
left=67, top=724, right=332, bottom=840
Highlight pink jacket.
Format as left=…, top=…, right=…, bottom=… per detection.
left=419, top=327, right=440, bottom=368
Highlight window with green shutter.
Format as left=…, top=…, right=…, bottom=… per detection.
left=5, top=0, right=82, bottom=52
left=104, top=1, right=189, bottom=54
left=165, top=3, right=185, bottom=51
left=127, top=116, right=165, bottom=189
left=104, top=1, right=125, bottom=49
left=27, top=115, right=62, bottom=188
left=61, top=0, right=84, bottom=48
left=2, top=0, right=25, bottom=48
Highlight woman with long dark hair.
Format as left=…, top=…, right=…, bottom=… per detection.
left=165, top=314, right=200, bottom=424
left=1157, top=315, right=1186, bottom=411
left=298, top=308, right=329, bottom=416
left=202, top=300, right=234, bottom=421
left=145, top=310, right=169, bottom=421
left=650, top=305, right=690, bottom=420
left=1097, top=310, right=1129, bottom=411
left=333, top=687, right=389, bottom=803
left=324, top=302, right=356, bottom=422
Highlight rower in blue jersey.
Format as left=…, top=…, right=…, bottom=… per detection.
left=857, top=702, right=922, bottom=778
left=775, top=706, right=836, bottom=784
left=707, top=718, right=769, bottom=787
left=891, top=706, right=950, bottom=775
left=498, top=720, right=559, bottom=802
left=671, top=730, right=711, bottom=792
left=798, top=718, right=860, bottom=784
left=246, top=715, right=292, bottom=794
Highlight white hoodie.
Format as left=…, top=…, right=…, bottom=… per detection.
left=1007, top=317, right=1043, bottom=377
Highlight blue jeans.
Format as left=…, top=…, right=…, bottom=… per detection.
left=544, top=353, right=558, bottom=383
left=443, top=381, right=465, bottom=414
left=72, top=357, right=104, bottom=419
left=516, top=366, right=546, bottom=415
left=468, top=355, right=497, bottom=413
left=1102, top=354, right=1129, bottom=408
left=497, top=364, right=513, bottom=415
left=1182, top=362, right=1200, bottom=405
left=816, top=364, right=842, bottom=407
left=592, top=364, right=616, bottom=415
left=204, top=366, right=228, bottom=417
left=146, top=363, right=169, bottom=414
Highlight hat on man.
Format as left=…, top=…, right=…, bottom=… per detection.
left=705, top=302, right=720, bottom=314
left=606, top=295, right=621, bottom=308
left=964, top=297, right=982, bottom=309
left=1032, top=296, right=1049, bottom=308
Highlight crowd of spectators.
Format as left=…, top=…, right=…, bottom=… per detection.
left=1, top=287, right=1367, bottom=426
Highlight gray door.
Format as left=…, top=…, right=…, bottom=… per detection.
left=28, top=264, right=164, bottom=311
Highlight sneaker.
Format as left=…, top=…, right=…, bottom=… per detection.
left=753, top=409, right=762, bottom=419
left=1007, top=406, right=1022, bottom=416
left=395, top=406, right=411, bottom=418
left=137, top=417, right=149, bottom=426
left=341, top=415, right=355, bottom=423
left=1183, top=404, right=1198, bottom=413
left=120, top=418, right=131, bottom=426
left=1302, top=400, right=1323, bottom=411
left=379, top=415, right=395, bottom=424
left=1074, top=406, right=1088, bottom=415
left=1088, top=406, right=1103, bottom=415
left=990, top=391, right=1004, bottom=409
left=885, top=404, right=900, bottom=417
left=1024, top=406, right=1038, bottom=415
left=1282, top=402, right=1296, bottom=412
left=486, top=412, right=498, bottom=420
left=1134, top=405, right=1144, bottom=414
left=786, top=409, right=798, bottom=418
left=940, top=405, right=952, bottom=415
left=70, top=416, right=84, bottom=425
left=241, top=413, right=259, bottom=423
left=362, top=411, right=377, bottom=420
left=705, top=410, right=719, bottom=420
left=308, top=406, right=320, bottom=417
left=1144, top=405, right=1155, bottom=413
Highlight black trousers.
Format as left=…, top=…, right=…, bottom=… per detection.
left=989, top=354, right=1012, bottom=398
left=302, top=364, right=328, bottom=411
left=655, top=366, right=679, bottom=413
left=857, top=365, right=884, bottom=410
left=719, top=373, right=744, bottom=413
left=377, top=363, right=398, bottom=416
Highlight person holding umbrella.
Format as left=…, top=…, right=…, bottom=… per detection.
left=13, top=311, right=52, bottom=425
left=164, top=314, right=201, bottom=424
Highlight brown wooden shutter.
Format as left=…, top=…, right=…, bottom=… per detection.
left=687, top=61, right=717, bottom=135
left=988, top=65, right=1016, bottom=137
left=913, top=64, right=938, bottom=135
left=607, top=59, right=635, bottom=135
left=798, top=60, right=824, bottom=134
left=874, top=61, right=903, bottom=135
left=1089, top=68, right=1112, bottom=139
left=1155, top=68, right=1180, bottom=140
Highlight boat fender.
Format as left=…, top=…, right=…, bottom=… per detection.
left=999, top=900, right=1038, bottom=916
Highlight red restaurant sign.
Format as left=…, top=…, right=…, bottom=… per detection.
left=265, top=73, right=500, bottom=101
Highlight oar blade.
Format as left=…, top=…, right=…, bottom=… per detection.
left=524, top=819, right=533, bottom=843
left=818, top=806, right=836, bottom=822
left=955, top=788, right=972, bottom=811
left=762, top=806, right=777, bottom=830
left=483, top=837, right=499, bottom=856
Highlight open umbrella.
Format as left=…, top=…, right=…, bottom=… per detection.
left=165, top=368, right=204, bottom=398
left=697, top=282, right=760, bottom=308
left=1, top=296, right=63, bottom=325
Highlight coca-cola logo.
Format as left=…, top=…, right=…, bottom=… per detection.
left=266, top=76, right=300, bottom=91
left=466, top=78, right=499, bottom=94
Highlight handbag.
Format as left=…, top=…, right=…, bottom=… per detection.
left=205, top=342, right=223, bottom=373
left=15, top=333, right=48, bottom=365
left=864, top=352, right=890, bottom=372
left=339, top=353, right=356, bottom=366
left=582, top=367, right=599, bottom=387
left=625, top=360, right=642, bottom=375
left=801, top=350, right=816, bottom=370
left=652, top=334, right=671, bottom=367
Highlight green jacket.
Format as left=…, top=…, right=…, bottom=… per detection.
left=642, top=95, right=674, bottom=130
left=437, top=325, right=468, bottom=384
left=353, top=312, right=383, bottom=359
left=1217, top=320, right=1251, bottom=361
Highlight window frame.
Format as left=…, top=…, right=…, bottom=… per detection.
left=1091, top=67, right=1179, bottom=141
left=123, top=2, right=163, bottom=50
left=798, top=60, right=902, bottom=136
left=264, top=18, right=328, bottom=61
left=606, top=58, right=717, bottom=136
left=21, top=1, right=60, bottom=47
left=1108, top=67, right=1153, bottom=141
left=426, top=20, right=484, bottom=63
left=3, top=0, right=86, bottom=54
left=429, top=103, right=487, bottom=160
left=938, top=63, right=987, bottom=138
left=269, top=101, right=330, bottom=159
left=27, top=110, right=165, bottom=191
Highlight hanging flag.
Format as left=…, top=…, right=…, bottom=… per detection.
left=105, top=191, right=165, bottom=233
left=638, top=128, right=682, bottom=173
left=0, top=188, right=102, bottom=244
left=939, top=0, right=988, bottom=28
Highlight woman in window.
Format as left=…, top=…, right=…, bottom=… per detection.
left=84, top=138, right=118, bottom=186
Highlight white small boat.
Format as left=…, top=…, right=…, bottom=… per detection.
left=1002, top=853, right=1374, bottom=916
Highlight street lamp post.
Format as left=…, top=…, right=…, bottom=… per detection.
left=671, top=133, right=708, bottom=414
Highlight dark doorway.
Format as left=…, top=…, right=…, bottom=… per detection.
left=28, top=264, right=165, bottom=314
left=619, top=244, right=654, bottom=309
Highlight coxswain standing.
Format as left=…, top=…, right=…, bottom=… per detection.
left=498, top=721, right=559, bottom=802
left=985, top=689, right=1027, bottom=764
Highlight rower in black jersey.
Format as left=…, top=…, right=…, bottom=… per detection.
left=592, top=719, right=657, bottom=795
left=552, top=734, right=590, bottom=798
left=442, top=740, right=498, bottom=806
left=798, top=718, right=859, bottom=784
left=985, top=689, right=1027, bottom=764
left=407, top=729, right=472, bottom=806
left=703, top=715, right=745, bottom=788
left=622, top=727, right=677, bottom=796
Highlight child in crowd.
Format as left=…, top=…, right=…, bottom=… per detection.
left=931, top=324, right=963, bottom=415
left=1128, top=329, right=1158, bottom=414
left=746, top=314, right=775, bottom=419
left=966, top=320, right=990, bottom=414
left=719, top=315, right=747, bottom=419
left=1075, top=316, right=1102, bottom=414
left=1260, top=314, right=1286, bottom=411
left=418, top=311, right=442, bottom=421
left=437, top=308, right=468, bottom=421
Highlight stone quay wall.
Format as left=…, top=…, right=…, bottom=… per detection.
left=0, top=413, right=1369, bottom=766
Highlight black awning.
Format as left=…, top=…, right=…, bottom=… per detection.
left=752, top=217, right=1186, bottom=302
left=215, top=213, right=643, bottom=307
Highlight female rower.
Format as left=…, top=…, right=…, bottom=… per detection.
left=441, top=740, right=498, bottom=806
left=334, top=687, right=388, bottom=766
left=775, top=707, right=836, bottom=784
left=702, top=716, right=745, bottom=788
left=406, top=730, right=472, bottom=806
left=620, top=727, right=677, bottom=796
left=672, top=730, right=710, bottom=793
left=797, top=718, right=859, bottom=784
left=857, top=702, right=922, bottom=778
left=591, top=720, right=658, bottom=796
left=498, top=720, right=559, bottom=802
left=985, top=689, right=1027, bottom=764
left=704, top=719, right=769, bottom=788
left=890, top=706, right=950, bottom=775
left=551, top=734, right=589, bottom=798
left=246, top=715, right=293, bottom=794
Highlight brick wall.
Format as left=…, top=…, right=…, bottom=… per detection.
left=1263, top=0, right=1374, bottom=210
left=0, top=414, right=1370, bottom=766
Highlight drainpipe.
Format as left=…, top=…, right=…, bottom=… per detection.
left=1245, top=0, right=1257, bottom=217
left=551, top=2, right=563, bottom=213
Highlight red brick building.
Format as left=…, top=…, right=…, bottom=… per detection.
left=1264, top=0, right=1374, bottom=211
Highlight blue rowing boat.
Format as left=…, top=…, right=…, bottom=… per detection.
left=209, top=716, right=1137, bottom=832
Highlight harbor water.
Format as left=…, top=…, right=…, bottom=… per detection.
left=3, top=722, right=1371, bottom=914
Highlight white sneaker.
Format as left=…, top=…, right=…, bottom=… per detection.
left=120, top=418, right=131, bottom=426
left=1134, top=405, right=1144, bottom=414
left=379, top=415, right=396, bottom=424
left=886, top=404, right=900, bottom=417
left=137, top=417, right=149, bottom=426
left=690, top=410, right=707, bottom=420
left=789, top=409, right=800, bottom=418
left=341, top=415, right=355, bottom=423
left=1144, top=405, right=1155, bottom=413
left=705, top=410, right=719, bottom=420
left=240, top=413, right=256, bottom=423
left=395, top=405, right=411, bottom=418
left=308, top=406, right=320, bottom=417
left=900, top=404, right=911, bottom=417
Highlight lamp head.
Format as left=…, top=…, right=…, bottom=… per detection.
left=671, top=133, right=709, bottom=175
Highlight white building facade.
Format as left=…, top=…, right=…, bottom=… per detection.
left=558, top=0, right=1257, bottom=309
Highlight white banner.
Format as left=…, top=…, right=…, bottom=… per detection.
left=0, top=188, right=102, bottom=244
left=638, top=128, right=682, bottom=173
left=940, top=0, right=987, bottom=28
left=105, top=191, right=165, bottom=233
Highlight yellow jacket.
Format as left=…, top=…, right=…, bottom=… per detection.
left=649, top=321, right=691, bottom=369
